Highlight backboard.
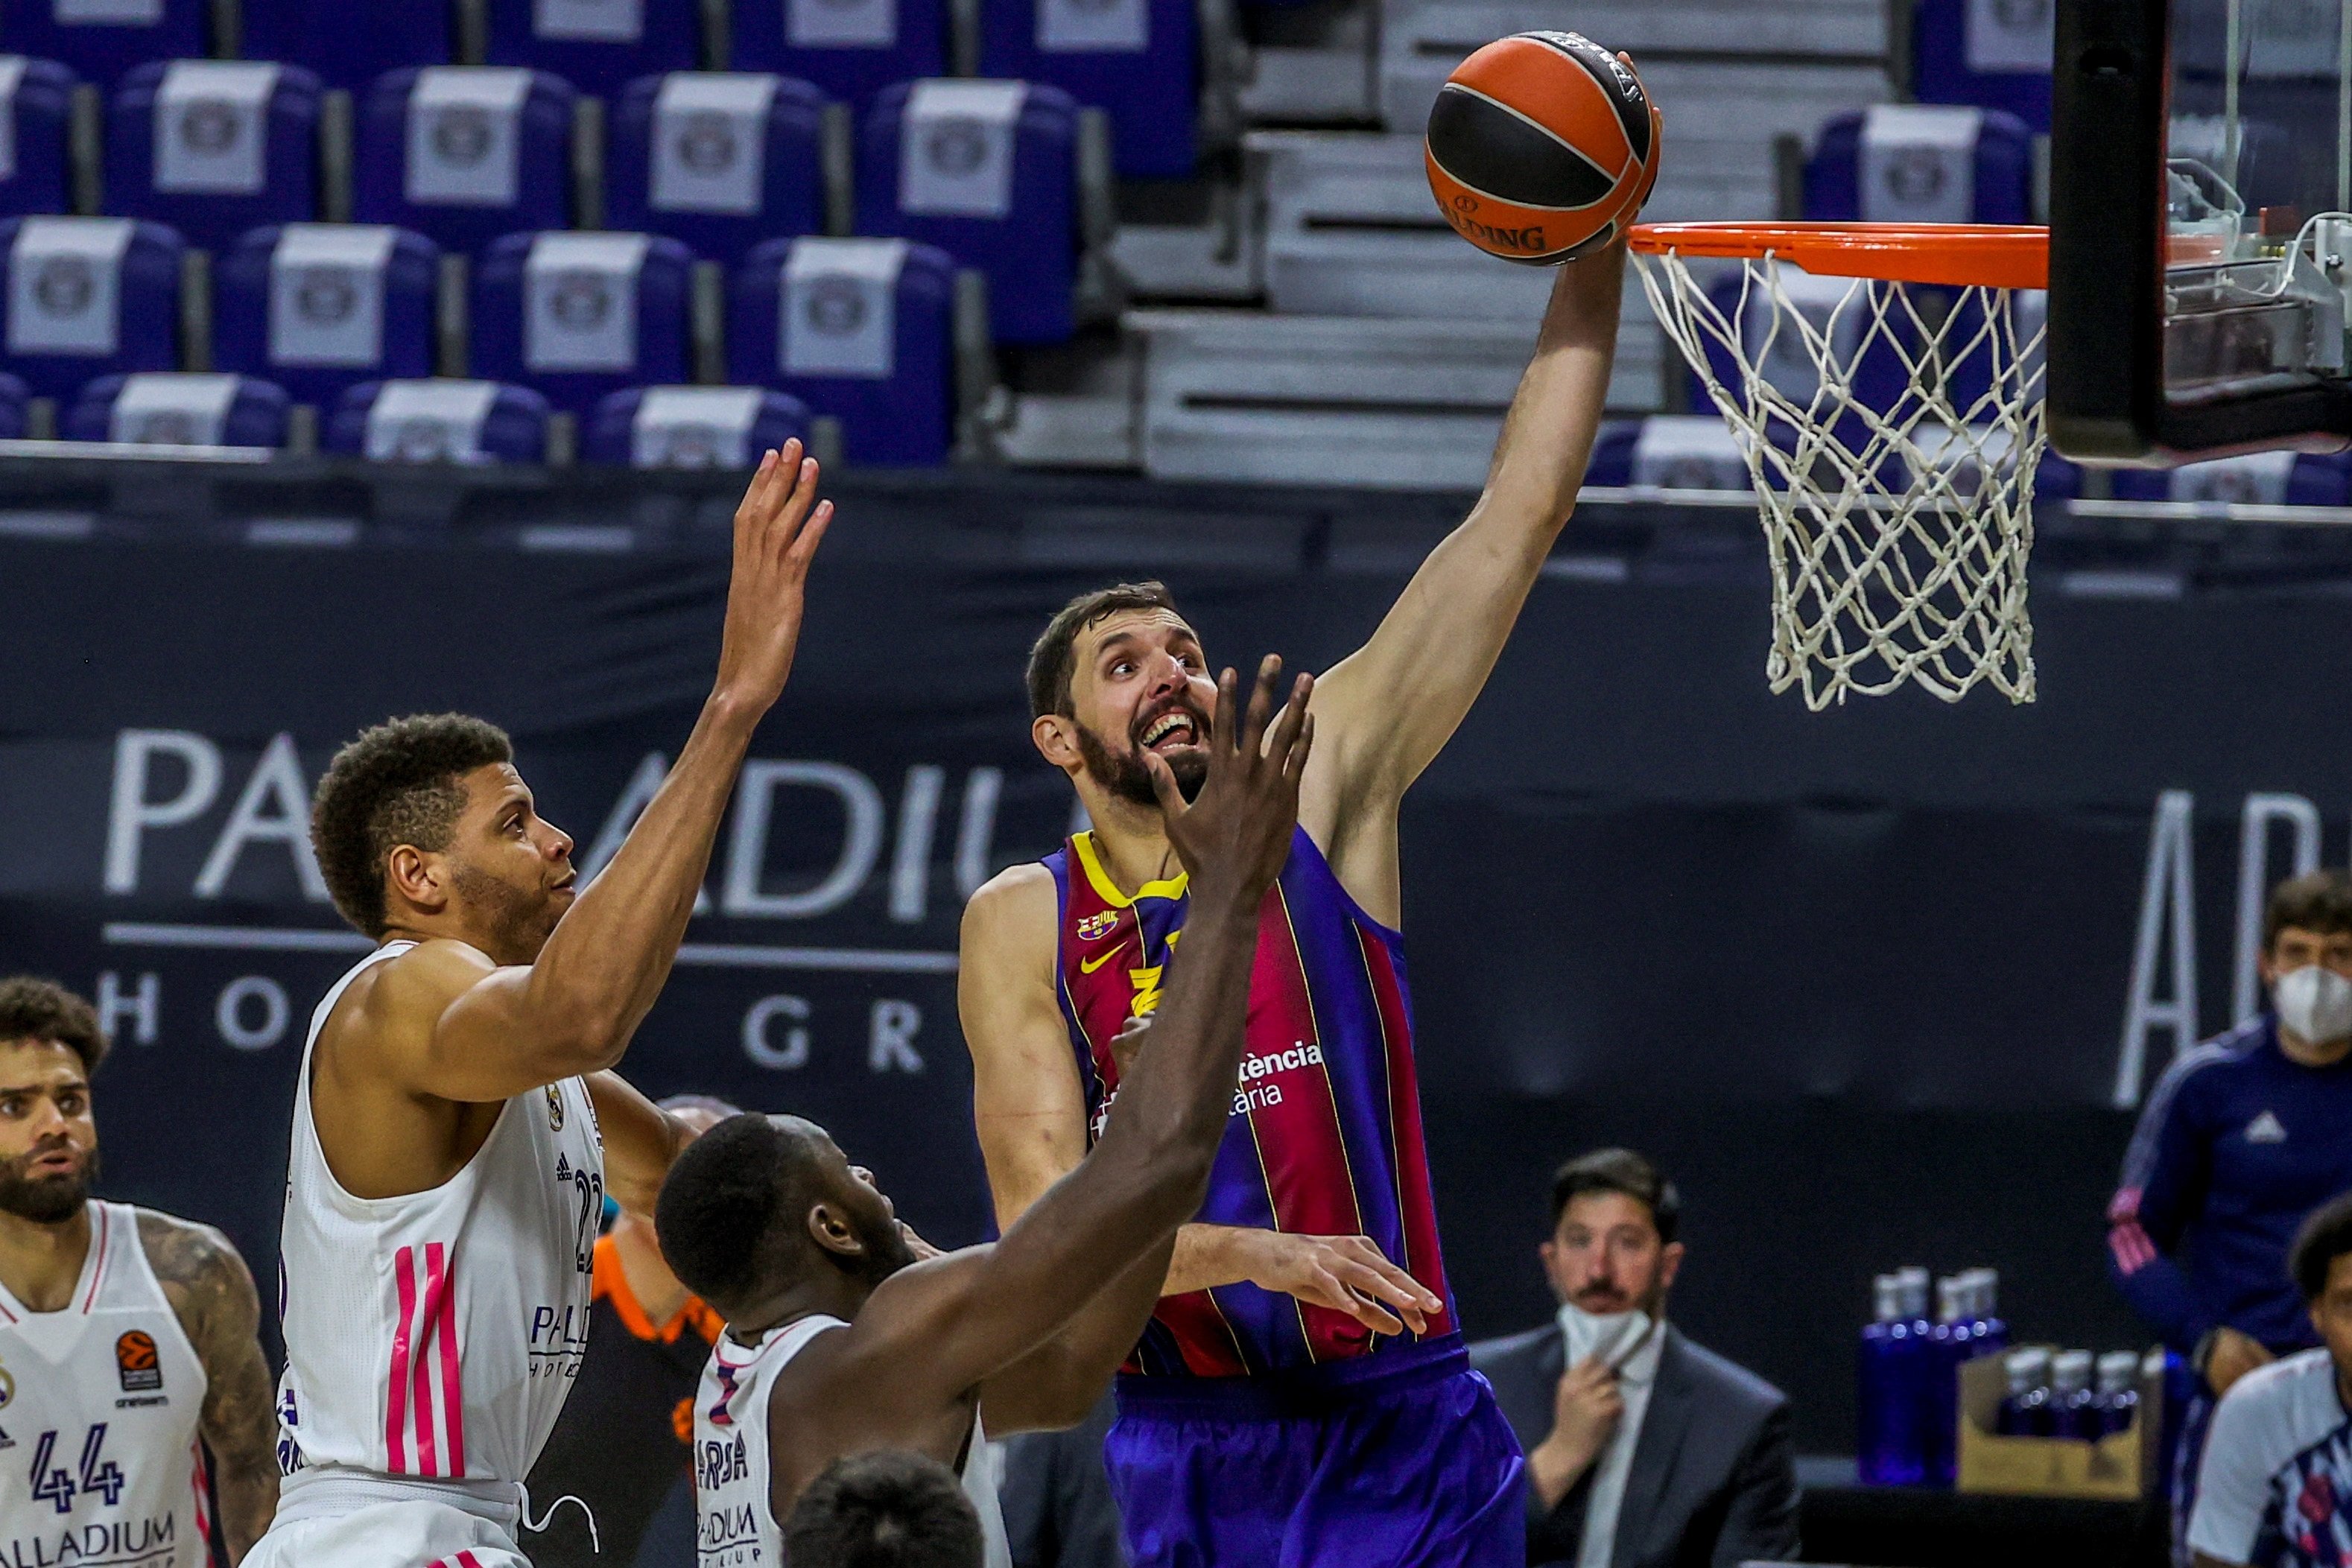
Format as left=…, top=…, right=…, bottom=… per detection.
left=2050, top=0, right=2352, bottom=460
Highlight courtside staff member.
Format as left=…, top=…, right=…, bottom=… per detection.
left=2110, top=872, right=2352, bottom=1558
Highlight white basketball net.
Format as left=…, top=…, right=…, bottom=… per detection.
left=1635, top=248, right=2048, bottom=709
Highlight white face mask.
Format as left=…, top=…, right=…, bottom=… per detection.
left=1556, top=1300, right=1655, bottom=1369
left=2274, top=964, right=2352, bottom=1046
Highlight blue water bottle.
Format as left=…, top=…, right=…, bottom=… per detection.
left=1968, top=1269, right=2009, bottom=1355
left=1996, top=1347, right=2053, bottom=1435
left=2094, top=1350, right=2140, bottom=1437
left=1921, top=1276, right=1972, bottom=1485
left=1859, top=1275, right=1925, bottom=1485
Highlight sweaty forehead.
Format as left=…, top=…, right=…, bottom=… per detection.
left=460, top=762, right=528, bottom=810
left=1077, top=609, right=1202, bottom=667
left=0, top=1037, right=87, bottom=1090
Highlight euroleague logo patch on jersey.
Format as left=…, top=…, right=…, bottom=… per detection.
left=115, top=1330, right=162, bottom=1392
left=546, top=1084, right=567, bottom=1131
left=1077, top=910, right=1120, bottom=942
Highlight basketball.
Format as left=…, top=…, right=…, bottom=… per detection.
left=1425, top=31, right=1664, bottom=264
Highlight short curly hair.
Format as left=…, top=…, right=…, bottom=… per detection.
left=0, top=977, right=107, bottom=1073
left=784, top=1451, right=982, bottom=1568
left=311, top=714, right=514, bottom=937
left=656, top=1114, right=821, bottom=1310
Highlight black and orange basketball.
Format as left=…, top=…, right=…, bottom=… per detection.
left=1425, top=31, right=1663, bottom=264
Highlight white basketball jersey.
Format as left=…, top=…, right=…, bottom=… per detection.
left=276, top=943, right=603, bottom=1491
left=0, top=1202, right=211, bottom=1568
left=692, top=1315, right=1011, bottom=1568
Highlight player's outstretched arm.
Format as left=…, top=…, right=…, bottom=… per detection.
left=822, top=662, right=1310, bottom=1418
left=138, top=1213, right=278, bottom=1562
left=1307, top=245, right=1626, bottom=853
left=392, top=446, right=834, bottom=1103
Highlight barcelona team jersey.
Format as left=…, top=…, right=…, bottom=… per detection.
left=1044, top=825, right=1456, bottom=1379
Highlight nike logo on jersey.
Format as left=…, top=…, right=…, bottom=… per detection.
left=1080, top=944, right=1129, bottom=975
left=2247, top=1111, right=2289, bottom=1143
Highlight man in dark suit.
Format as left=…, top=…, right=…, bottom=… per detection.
left=1471, top=1149, right=1798, bottom=1568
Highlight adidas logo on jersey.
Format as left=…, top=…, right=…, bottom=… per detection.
left=2247, top=1111, right=2289, bottom=1144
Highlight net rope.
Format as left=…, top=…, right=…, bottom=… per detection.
left=1634, top=247, right=2047, bottom=708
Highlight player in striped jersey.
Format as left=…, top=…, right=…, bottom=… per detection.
left=246, top=442, right=835, bottom=1568
left=960, top=250, right=1631, bottom=1564
left=0, top=977, right=279, bottom=1567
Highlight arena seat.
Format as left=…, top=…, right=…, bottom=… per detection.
left=107, top=62, right=323, bottom=252
left=1588, top=415, right=1755, bottom=492
left=977, top=0, right=1194, bottom=176
left=1911, top=0, right=2053, bottom=133
left=857, top=79, right=1076, bottom=345
left=356, top=67, right=576, bottom=255
left=729, top=234, right=954, bottom=466
left=0, top=215, right=182, bottom=399
left=471, top=229, right=692, bottom=414
left=213, top=223, right=439, bottom=407
left=486, top=0, right=701, bottom=100
left=1, top=0, right=206, bottom=86
left=326, top=376, right=552, bottom=462
left=606, top=72, right=827, bottom=266
left=2110, top=451, right=2352, bottom=507
left=0, top=370, right=31, bottom=434
left=583, top=384, right=810, bottom=469
left=730, top=0, right=946, bottom=111
left=241, top=0, right=452, bottom=90
left=0, top=58, right=79, bottom=220
left=65, top=369, right=288, bottom=445
left=1803, top=104, right=2035, bottom=225
left=1692, top=265, right=1912, bottom=425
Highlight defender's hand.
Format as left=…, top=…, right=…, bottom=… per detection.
left=1145, top=657, right=1313, bottom=907
left=713, top=440, right=834, bottom=714
left=1239, top=1231, right=1442, bottom=1338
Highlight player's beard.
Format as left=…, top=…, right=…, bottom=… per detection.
left=0, top=1140, right=97, bottom=1224
left=852, top=1207, right=921, bottom=1286
left=1075, top=699, right=1210, bottom=809
left=451, top=861, right=562, bottom=965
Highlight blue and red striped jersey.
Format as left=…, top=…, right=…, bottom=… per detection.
left=1043, top=825, right=1455, bottom=1377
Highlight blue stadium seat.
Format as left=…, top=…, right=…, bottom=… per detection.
left=978, top=0, right=1194, bottom=176
left=606, top=72, right=826, bottom=265
left=731, top=0, right=945, bottom=111
left=1693, top=266, right=1912, bottom=425
left=471, top=229, right=692, bottom=414
left=1804, top=105, right=2035, bottom=225
left=0, top=370, right=30, bottom=434
left=213, top=223, right=439, bottom=407
left=729, top=234, right=954, bottom=466
left=2110, top=451, right=2352, bottom=507
left=486, top=0, right=701, bottom=100
left=1912, top=0, right=2053, bottom=133
left=0, top=58, right=79, bottom=219
left=583, top=384, right=810, bottom=468
left=326, top=377, right=552, bottom=462
left=107, top=62, right=323, bottom=252
left=1588, top=415, right=1754, bottom=492
left=242, top=0, right=452, bottom=91
left=65, top=369, right=288, bottom=445
left=857, top=79, right=1076, bottom=345
left=1, top=0, right=206, bottom=87
left=356, top=67, right=576, bottom=255
left=0, top=215, right=181, bottom=398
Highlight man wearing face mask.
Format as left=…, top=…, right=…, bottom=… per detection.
left=1469, top=1149, right=1796, bottom=1568
left=2111, top=871, right=2352, bottom=1562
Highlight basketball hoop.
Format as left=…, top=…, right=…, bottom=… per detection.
left=1628, top=222, right=2050, bottom=709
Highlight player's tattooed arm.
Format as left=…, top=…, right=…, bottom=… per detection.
left=137, top=1213, right=278, bottom=1563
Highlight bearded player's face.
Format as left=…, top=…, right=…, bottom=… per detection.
left=1066, top=611, right=1219, bottom=809
left=0, top=1040, right=99, bottom=1225
left=440, top=764, right=578, bottom=966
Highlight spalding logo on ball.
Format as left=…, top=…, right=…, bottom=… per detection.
left=1425, top=31, right=1663, bottom=264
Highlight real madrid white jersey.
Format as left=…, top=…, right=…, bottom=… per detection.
left=0, top=1200, right=212, bottom=1568
left=273, top=942, right=604, bottom=1498
left=691, top=1314, right=1012, bottom=1568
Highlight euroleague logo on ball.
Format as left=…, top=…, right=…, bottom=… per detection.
left=1424, top=30, right=1662, bottom=265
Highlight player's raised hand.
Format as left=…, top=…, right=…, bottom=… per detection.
left=713, top=439, right=835, bottom=714
left=1144, top=656, right=1312, bottom=907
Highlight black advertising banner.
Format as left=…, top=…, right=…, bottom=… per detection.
left=9, top=476, right=2352, bottom=1446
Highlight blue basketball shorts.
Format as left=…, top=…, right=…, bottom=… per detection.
left=1104, top=1335, right=1526, bottom=1568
